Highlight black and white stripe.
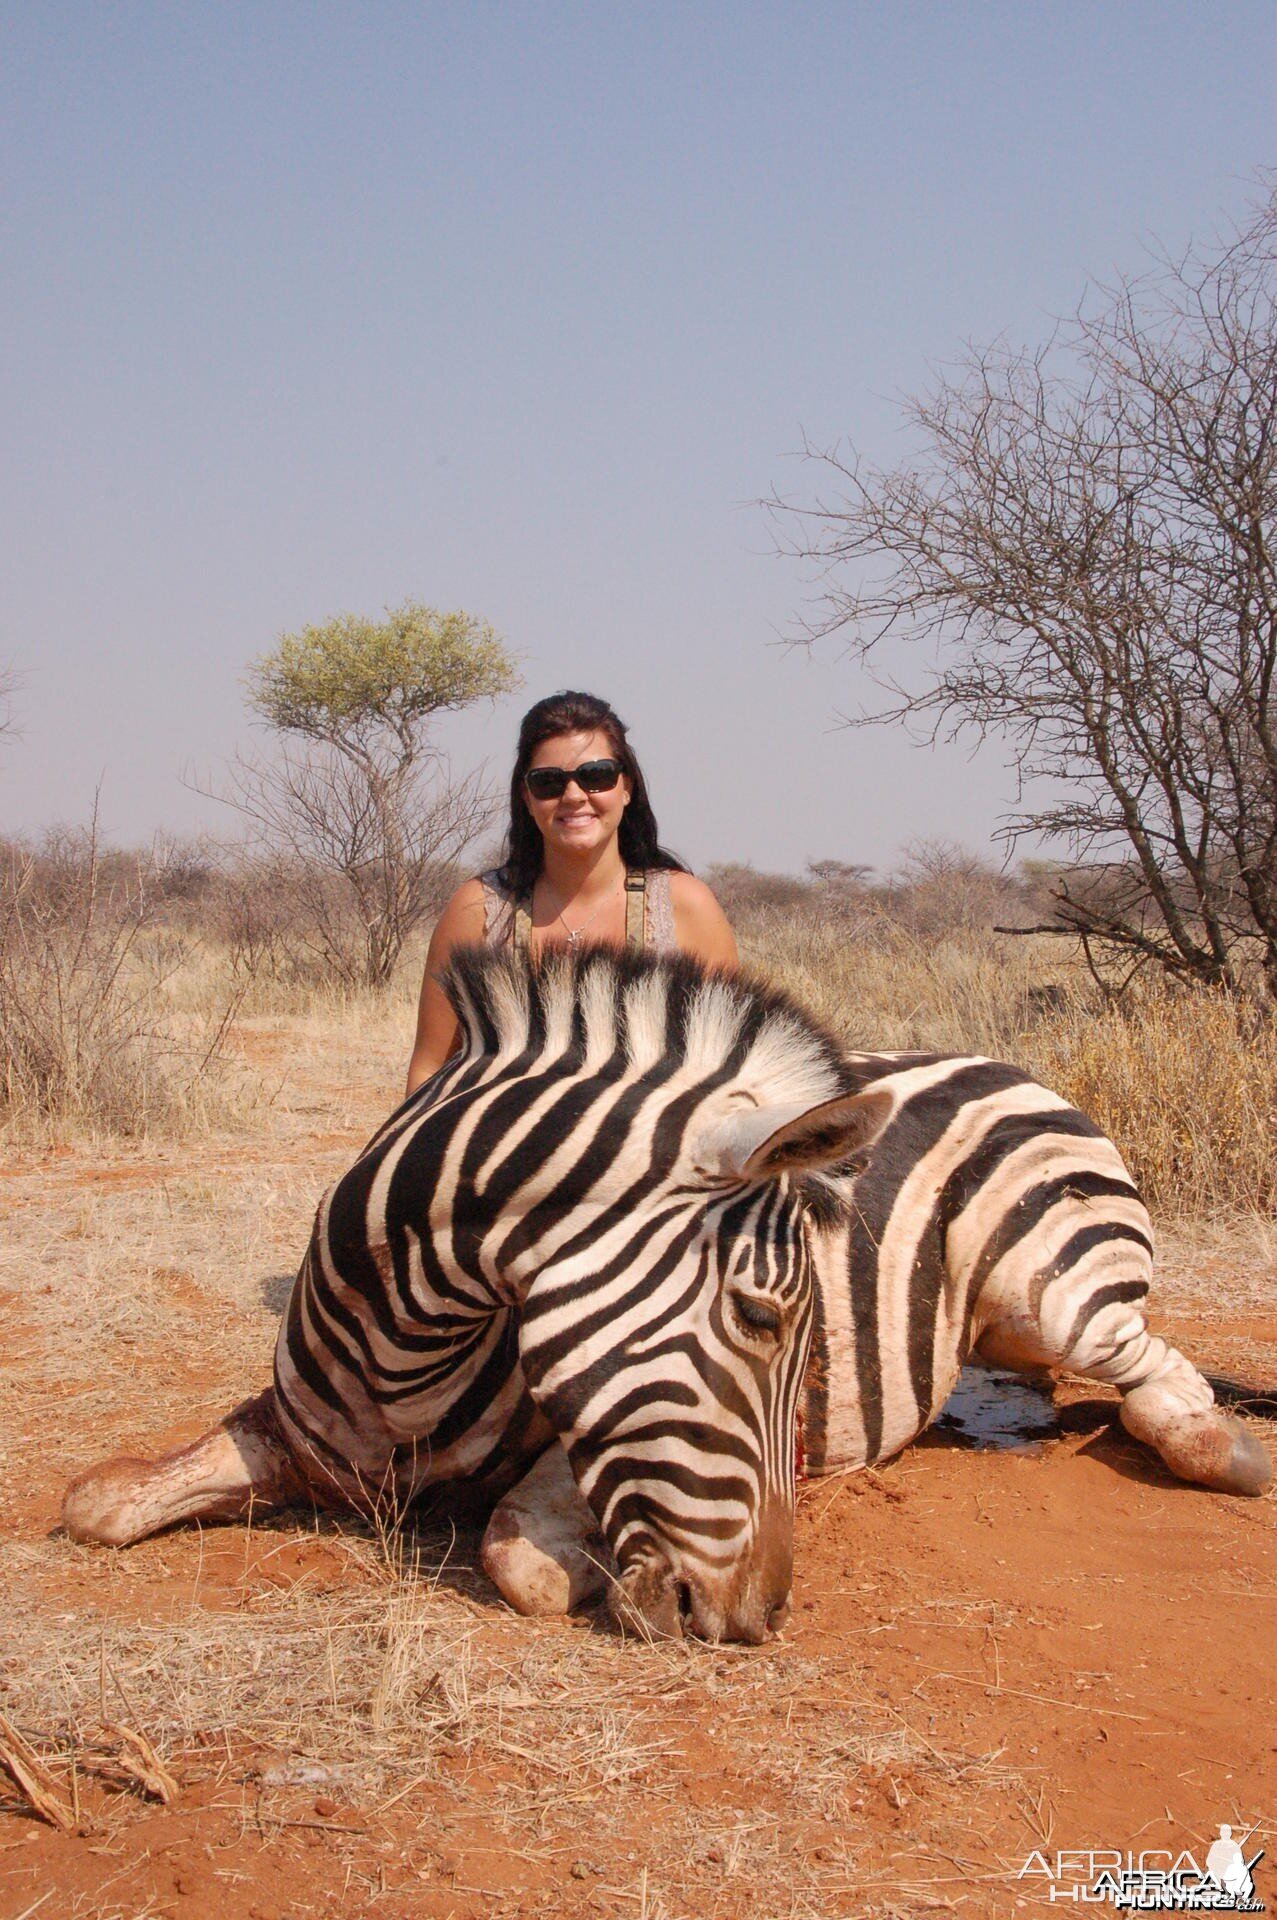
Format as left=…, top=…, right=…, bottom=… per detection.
left=63, top=944, right=1269, bottom=1635
left=803, top=1050, right=1167, bottom=1474
left=275, top=948, right=1269, bottom=1639
left=273, top=945, right=880, bottom=1640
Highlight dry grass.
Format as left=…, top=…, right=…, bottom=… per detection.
left=5, top=824, right=1273, bottom=1221
left=2, top=901, right=1272, bottom=1919
left=0, top=1512, right=1015, bottom=1919
left=1021, top=986, right=1277, bottom=1218
left=742, top=913, right=1277, bottom=1221
left=1, top=1524, right=676, bottom=1773
left=2, top=1537, right=1022, bottom=1913
left=740, top=913, right=1052, bottom=1057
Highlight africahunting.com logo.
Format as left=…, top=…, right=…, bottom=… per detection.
left=1018, top=1824, right=1265, bottom=1910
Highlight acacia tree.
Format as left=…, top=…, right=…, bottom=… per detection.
left=775, top=184, right=1277, bottom=999
left=217, top=601, right=519, bottom=987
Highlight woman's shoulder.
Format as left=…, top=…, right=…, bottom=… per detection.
left=431, top=877, right=490, bottom=944
left=662, top=870, right=738, bottom=969
left=454, top=874, right=494, bottom=910
left=664, top=870, right=723, bottom=912
left=660, top=871, right=710, bottom=898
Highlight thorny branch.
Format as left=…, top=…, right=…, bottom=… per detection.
left=772, top=180, right=1277, bottom=998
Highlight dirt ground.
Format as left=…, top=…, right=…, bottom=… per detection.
left=2, top=1011, right=1274, bottom=1919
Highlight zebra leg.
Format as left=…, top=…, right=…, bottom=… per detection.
left=1115, top=1343, right=1271, bottom=1495
left=62, top=1389, right=312, bottom=1547
left=977, top=1300, right=1272, bottom=1497
left=479, top=1443, right=611, bottom=1617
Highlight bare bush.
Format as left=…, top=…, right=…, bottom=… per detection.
left=0, top=664, right=20, bottom=745
left=879, top=840, right=1034, bottom=941
left=775, top=182, right=1277, bottom=998
left=0, top=812, right=241, bottom=1135
left=703, top=862, right=822, bottom=921
left=711, top=843, right=1041, bottom=945
left=207, top=746, right=490, bottom=989
left=190, top=853, right=324, bottom=991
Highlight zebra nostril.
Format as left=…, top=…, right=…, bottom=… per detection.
left=675, top=1580, right=694, bottom=1627
left=766, top=1597, right=791, bottom=1635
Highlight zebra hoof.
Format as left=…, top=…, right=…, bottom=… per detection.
left=1121, top=1399, right=1273, bottom=1497
left=481, top=1527, right=572, bottom=1615
left=1219, top=1418, right=1273, bottom=1496
left=480, top=1515, right=607, bottom=1617
left=63, top=1457, right=153, bottom=1546
left=479, top=1447, right=611, bottom=1617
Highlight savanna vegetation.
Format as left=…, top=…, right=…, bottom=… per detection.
left=3, top=144, right=1275, bottom=1920
left=1, top=822, right=1273, bottom=1223
left=774, top=181, right=1277, bottom=1005
left=2, top=819, right=1273, bottom=1920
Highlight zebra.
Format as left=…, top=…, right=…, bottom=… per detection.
left=801, top=1047, right=1270, bottom=1485
left=63, top=946, right=1271, bottom=1644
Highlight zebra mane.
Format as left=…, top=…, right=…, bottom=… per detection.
left=442, top=944, right=857, bottom=1120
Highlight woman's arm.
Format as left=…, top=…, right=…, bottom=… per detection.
left=668, top=872, right=740, bottom=972
left=405, top=879, right=489, bottom=1095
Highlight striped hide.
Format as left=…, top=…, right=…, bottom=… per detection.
left=270, top=945, right=888, bottom=1641
left=805, top=1051, right=1186, bottom=1474
left=63, top=949, right=1271, bottom=1645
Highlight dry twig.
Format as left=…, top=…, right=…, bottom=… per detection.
left=0, top=1713, right=76, bottom=1833
left=100, top=1724, right=181, bottom=1805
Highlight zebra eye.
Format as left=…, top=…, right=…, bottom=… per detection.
left=730, top=1291, right=783, bottom=1338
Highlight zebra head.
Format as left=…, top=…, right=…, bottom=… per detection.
left=446, top=947, right=890, bottom=1643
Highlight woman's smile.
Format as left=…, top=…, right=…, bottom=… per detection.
left=525, top=729, right=633, bottom=849
left=551, top=808, right=607, bottom=847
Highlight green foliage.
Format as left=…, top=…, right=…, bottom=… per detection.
left=246, top=601, right=518, bottom=753
left=231, top=598, right=517, bottom=988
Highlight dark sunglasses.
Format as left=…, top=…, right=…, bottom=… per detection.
left=524, top=758, right=625, bottom=800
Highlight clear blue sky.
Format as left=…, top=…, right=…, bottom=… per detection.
left=3, top=3, right=1274, bottom=874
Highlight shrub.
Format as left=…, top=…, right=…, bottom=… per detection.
left=1023, top=986, right=1277, bottom=1219
left=0, top=817, right=242, bottom=1135
left=747, top=910, right=1277, bottom=1220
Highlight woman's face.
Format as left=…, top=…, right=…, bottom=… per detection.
left=524, top=728, right=632, bottom=861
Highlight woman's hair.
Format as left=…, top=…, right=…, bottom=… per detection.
left=494, top=690, right=688, bottom=896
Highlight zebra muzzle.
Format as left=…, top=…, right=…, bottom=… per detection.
left=611, top=1547, right=793, bottom=1646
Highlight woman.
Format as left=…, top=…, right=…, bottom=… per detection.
left=406, top=689, right=738, bottom=1094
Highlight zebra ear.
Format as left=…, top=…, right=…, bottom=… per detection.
left=699, top=1087, right=894, bottom=1183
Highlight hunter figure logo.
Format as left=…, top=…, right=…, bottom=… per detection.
left=1206, top=1831, right=1258, bottom=1906
left=1017, top=1819, right=1265, bottom=1910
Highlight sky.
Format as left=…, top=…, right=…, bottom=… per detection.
left=2, top=3, right=1275, bottom=876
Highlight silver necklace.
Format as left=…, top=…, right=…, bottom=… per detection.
left=545, top=880, right=620, bottom=946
